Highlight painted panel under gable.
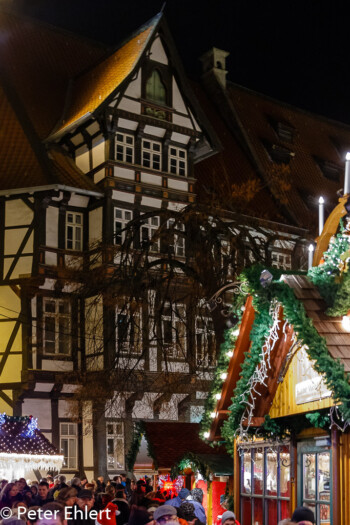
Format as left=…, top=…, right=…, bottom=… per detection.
left=188, top=108, right=201, bottom=132
left=149, top=36, right=168, bottom=65
left=117, top=98, right=141, bottom=114
left=124, top=73, right=142, bottom=98
left=46, top=207, right=58, bottom=248
left=89, top=208, right=102, bottom=246
left=58, top=399, right=78, bottom=418
left=172, top=78, right=187, bottom=114
left=0, top=395, right=13, bottom=414
left=92, top=138, right=106, bottom=169
left=75, top=144, right=90, bottom=173
left=167, top=202, right=186, bottom=211
left=5, top=199, right=33, bottom=228
left=22, top=398, right=51, bottom=429
left=269, top=347, right=334, bottom=418
left=94, top=169, right=105, bottom=184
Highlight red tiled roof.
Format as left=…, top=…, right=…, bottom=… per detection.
left=194, top=78, right=350, bottom=230
left=0, top=9, right=108, bottom=139
left=143, top=422, right=227, bottom=470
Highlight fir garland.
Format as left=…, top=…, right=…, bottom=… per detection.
left=201, top=263, right=350, bottom=453
left=171, top=452, right=211, bottom=482
left=126, top=421, right=145, bottom=472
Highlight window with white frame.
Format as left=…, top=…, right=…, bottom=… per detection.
left=140, top=215, right=160, bottom=253
left=168, top=219, right=185, bottom=257
left=271, top=252, right=291, bottom=269
left=60, top=422, right=77, bottom=470
left=116, top=308, right=142, bottom=354
left=43, top=298, right=71, bottom=355
left=115, top=133, right=134, bottom=163
left=196, top=317, right=216, bottom=366
left=66, top=212, right=83, bottom=250
left=168, top=146, right=187, bottom=176
left=161, top=303, right=186, bottom=358
left=106, top=422, right=124, bottom=470
left=142, top=139, right=161, bottom=170
left=114, top=208, right=133, bottom=245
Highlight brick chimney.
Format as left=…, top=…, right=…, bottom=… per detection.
left=200, top=47, right=230, bottom=89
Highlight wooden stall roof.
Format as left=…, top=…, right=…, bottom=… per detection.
left=210, top=273, right=350, bottom=439
left=142, top=422, right=229, bottom=471
left=282, top=274, right=350, bottom=372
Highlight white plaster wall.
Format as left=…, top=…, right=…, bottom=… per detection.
left=149, top=37, right=168, bottom=65
left=114, top=167, right=135, bottom=181
left=117, top=98, right=141, bottom=114
left=22, top=399, right=51, bottom=429
left=144, top=125, right=166, bottom=138
left=140, top=196, right=162, bottom=208
left=124, top=73, right=142, bottom=98
left=92, top=138, right=105, bottom=169
left=161, top=361, right=189, bottom=373
left=117, top=118, right=138, bottom=131
left=172, top=78, right=187, bottom=114
left=173, top=114, right=193, bottom=129
left=112, top=190, right=135, bottom=203
left=170, top=132, right=190, bottom=145
left=89, top=208, right=102, bottom=245
left=68, top=195, right=89, bottom=208
left=46, top=207, right=58, bottom=248
left=141, top=173, right=162, bottom=186
left=75, top=144, right=90, bottom=173
left=132, top=393, right=159, bottom=419
left=167, top=179, right=188, bottom=191
left=41, top=360, right=74, bottom=371
left=58, top=399, right=78, bottom=418
left=6, top=200, right=33, bottom=227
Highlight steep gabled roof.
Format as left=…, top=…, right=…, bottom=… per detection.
left=0, top=8, right=108, bottom=140
left=50, top=14, right=161, bottom=139
left=195, top=74, right=350, bottom=230
left=0, top=80, right=100, bottom=193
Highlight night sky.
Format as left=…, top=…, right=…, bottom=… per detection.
left=12, top=0, right=350, bottom=124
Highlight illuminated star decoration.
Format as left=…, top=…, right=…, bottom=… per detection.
left=24, top=416, right=38, bottom=438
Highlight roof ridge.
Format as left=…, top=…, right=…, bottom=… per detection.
left=0, top=4, right=109, bottom=51
left=227, top=80, right=350, bottom=133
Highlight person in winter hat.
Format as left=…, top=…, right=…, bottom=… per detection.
left=186, top=489, right=206, bottom=524
left=96, top=501, right=120, bottom=525
left=291, top=507, right=315, bottom=524
left=165, top=488, right=190, bottom=508
left=221, top=511, right=238, bottom=525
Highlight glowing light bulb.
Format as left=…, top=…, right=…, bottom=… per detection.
left=226, top=350, right=234, bottom=357
left=346, top=152, right=350, bottom=161
left=319, top=196, right=324, bottom=204
left=342, top=315, right=350, bottom=332
left=203, top=432, right=210, bottom=439
left=232, top=329, right=240, bottom=337
left=210, top=412, right=216, bottom=418
left=221, top=372, right=228, bottom=380
left=215, top=393, right=221, bottom=400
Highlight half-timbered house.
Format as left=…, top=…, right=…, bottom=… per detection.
left=2, top=6, right=350, bottom=481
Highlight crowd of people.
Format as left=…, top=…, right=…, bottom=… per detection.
left=0, top=475, right=316, bottom=525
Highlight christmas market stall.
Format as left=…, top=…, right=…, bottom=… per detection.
left=200, top=201, right=350, bottom=525
left=0, top=414, right=63, bottom=479
left=128, top=421, right=233, bottom=524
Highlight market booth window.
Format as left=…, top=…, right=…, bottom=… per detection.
left=240, top=444, right=290, bottom=525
